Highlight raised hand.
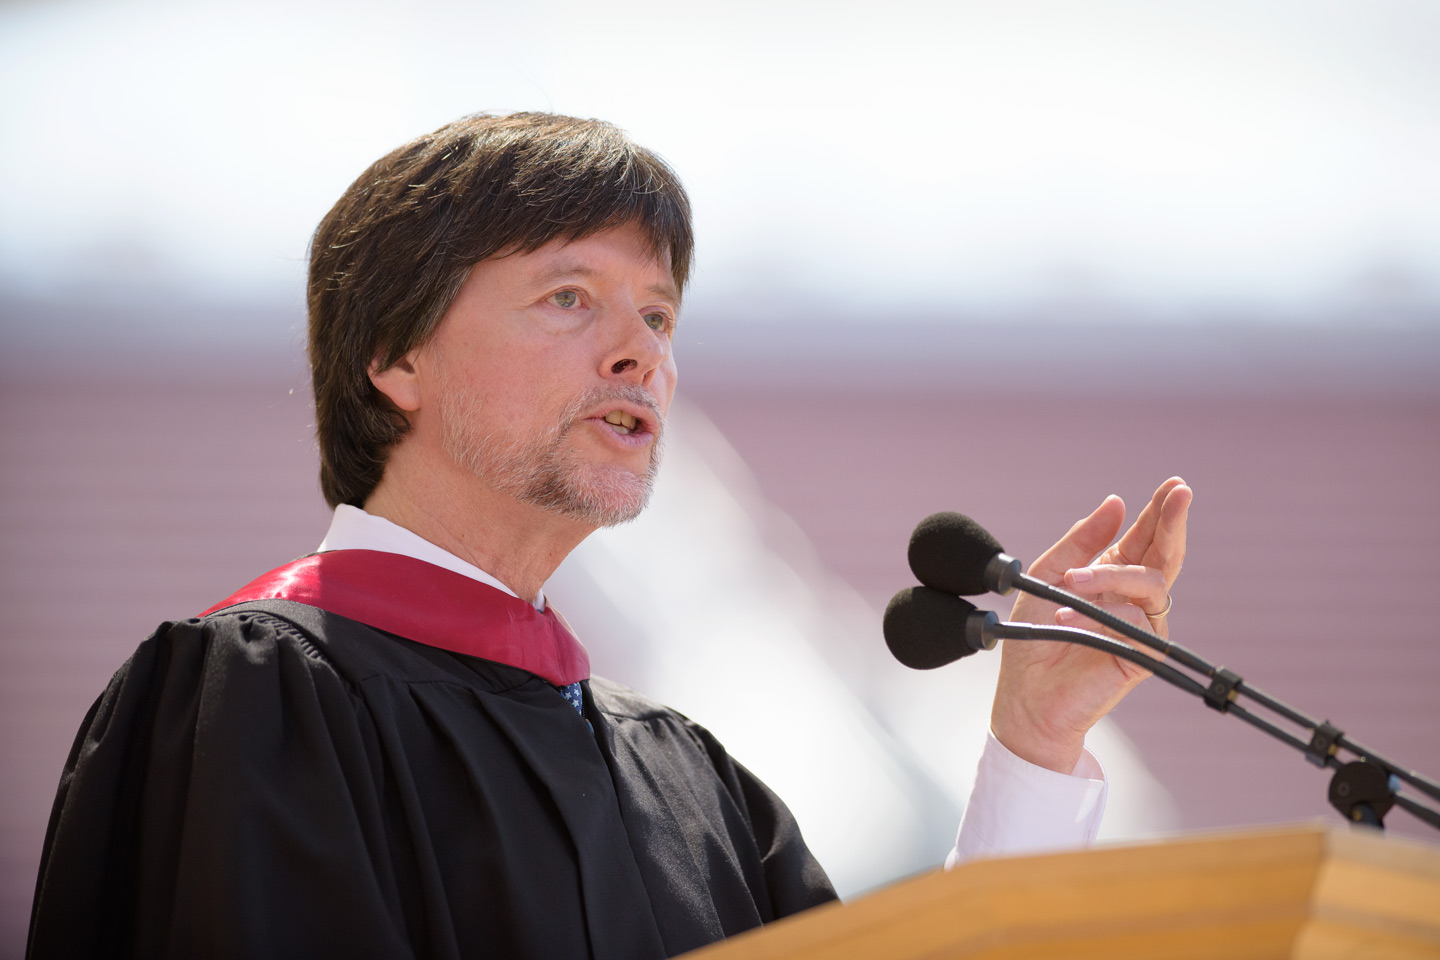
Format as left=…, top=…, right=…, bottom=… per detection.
left=989, top=478, right=1192, bottom=773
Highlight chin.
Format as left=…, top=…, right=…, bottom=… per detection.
left=526, top=464, right=655, bottom=528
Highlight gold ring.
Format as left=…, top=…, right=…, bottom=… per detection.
left=1147, top=593, right=1173, bottom=620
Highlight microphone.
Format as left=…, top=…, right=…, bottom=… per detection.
left=907, top=511, right=1021, bottom=597
left=882, top=586, right=997, bottom=669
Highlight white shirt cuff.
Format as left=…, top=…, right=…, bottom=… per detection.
left=946, top=731, right=1107, bottom=868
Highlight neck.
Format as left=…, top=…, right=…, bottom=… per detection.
left=362, top=449, right=595, bottom=604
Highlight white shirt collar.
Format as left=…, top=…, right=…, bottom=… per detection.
left=317, top=504, right=546, bottom=611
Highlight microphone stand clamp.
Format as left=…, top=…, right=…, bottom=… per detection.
left=1328, top=761, right=1396, bottom=828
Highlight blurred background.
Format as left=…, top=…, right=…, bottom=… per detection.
left=3, top=0, right=1439, bottom=952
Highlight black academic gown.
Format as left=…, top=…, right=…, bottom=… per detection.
left=28, top=599, right=837, bottom=959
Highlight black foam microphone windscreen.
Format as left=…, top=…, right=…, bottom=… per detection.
left=883, top=586, right=982, bottom=669
left=907, top=512, right=1005, bottom=596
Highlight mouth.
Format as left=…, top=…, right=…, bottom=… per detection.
left=601, top=409, right=641, bottom=435
left=574, top=388, right=663, bottom=449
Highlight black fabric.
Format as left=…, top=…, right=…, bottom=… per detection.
left=28, top=600, right=837, bottom=959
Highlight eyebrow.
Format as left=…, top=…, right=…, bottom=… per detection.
left=528, top=261, right=682, bottom=306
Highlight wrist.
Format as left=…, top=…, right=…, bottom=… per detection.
left=991, top=704, right=1086, bottom=774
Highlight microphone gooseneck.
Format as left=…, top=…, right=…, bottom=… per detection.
left=885, top=584, right=1195, bottom=688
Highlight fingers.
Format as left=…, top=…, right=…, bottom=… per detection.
left=1026, top=494, right=1126, bottom=584
left=1062, top=564, right=1169, bottom=616
left=1149, top=482, right=1192, bottom=588
left=1113, top=478, right=1185, bottom=564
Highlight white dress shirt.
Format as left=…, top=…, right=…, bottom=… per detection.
left=317, top=504, right=1107, bottom=867
left=318, top=504, right=546, bottom=610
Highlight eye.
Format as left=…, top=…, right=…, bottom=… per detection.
left=644, top=312, right=672, bottom=333
left=552, top=290, right=579, bottom=308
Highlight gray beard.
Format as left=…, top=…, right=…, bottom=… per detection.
left=439, top=382, right=665, bottom=528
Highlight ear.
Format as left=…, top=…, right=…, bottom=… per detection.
left=369, top=349, right=424, bottom=413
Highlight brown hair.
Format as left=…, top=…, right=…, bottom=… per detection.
left=307, top=112, right=694, bottom=508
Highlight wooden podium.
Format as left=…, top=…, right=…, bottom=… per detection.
left=682, top=825, right=1440, bottom=959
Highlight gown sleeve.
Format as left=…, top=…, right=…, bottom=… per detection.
left=28, top=612, right=415, bottom=960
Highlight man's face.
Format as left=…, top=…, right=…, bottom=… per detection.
left=410, top=222, right=679, bottom=527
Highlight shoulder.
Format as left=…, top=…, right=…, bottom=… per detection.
left=586, top=675, right=687, bottom=722
left=172, top=605, right=335, bottom=666
left=89, top=608, right=341, bottom=713
left=586, top=675, right=741, bottom=777
left=119, top=605, right=357, bottom=703
left=92, top=606, right=374, bottom=749
left=192, top=599, right=530, bottom=690
left=587, top=676, right=727, bottom=747
left=62, top=605, right=401, bottom=839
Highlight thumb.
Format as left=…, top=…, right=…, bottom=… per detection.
left=1027, top=495, right=1125, bottom=584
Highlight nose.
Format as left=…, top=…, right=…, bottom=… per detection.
left=600, top=308, right=670, bottom=386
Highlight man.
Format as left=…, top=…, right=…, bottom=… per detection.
left=28, top=113, right=1190, bottom=958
